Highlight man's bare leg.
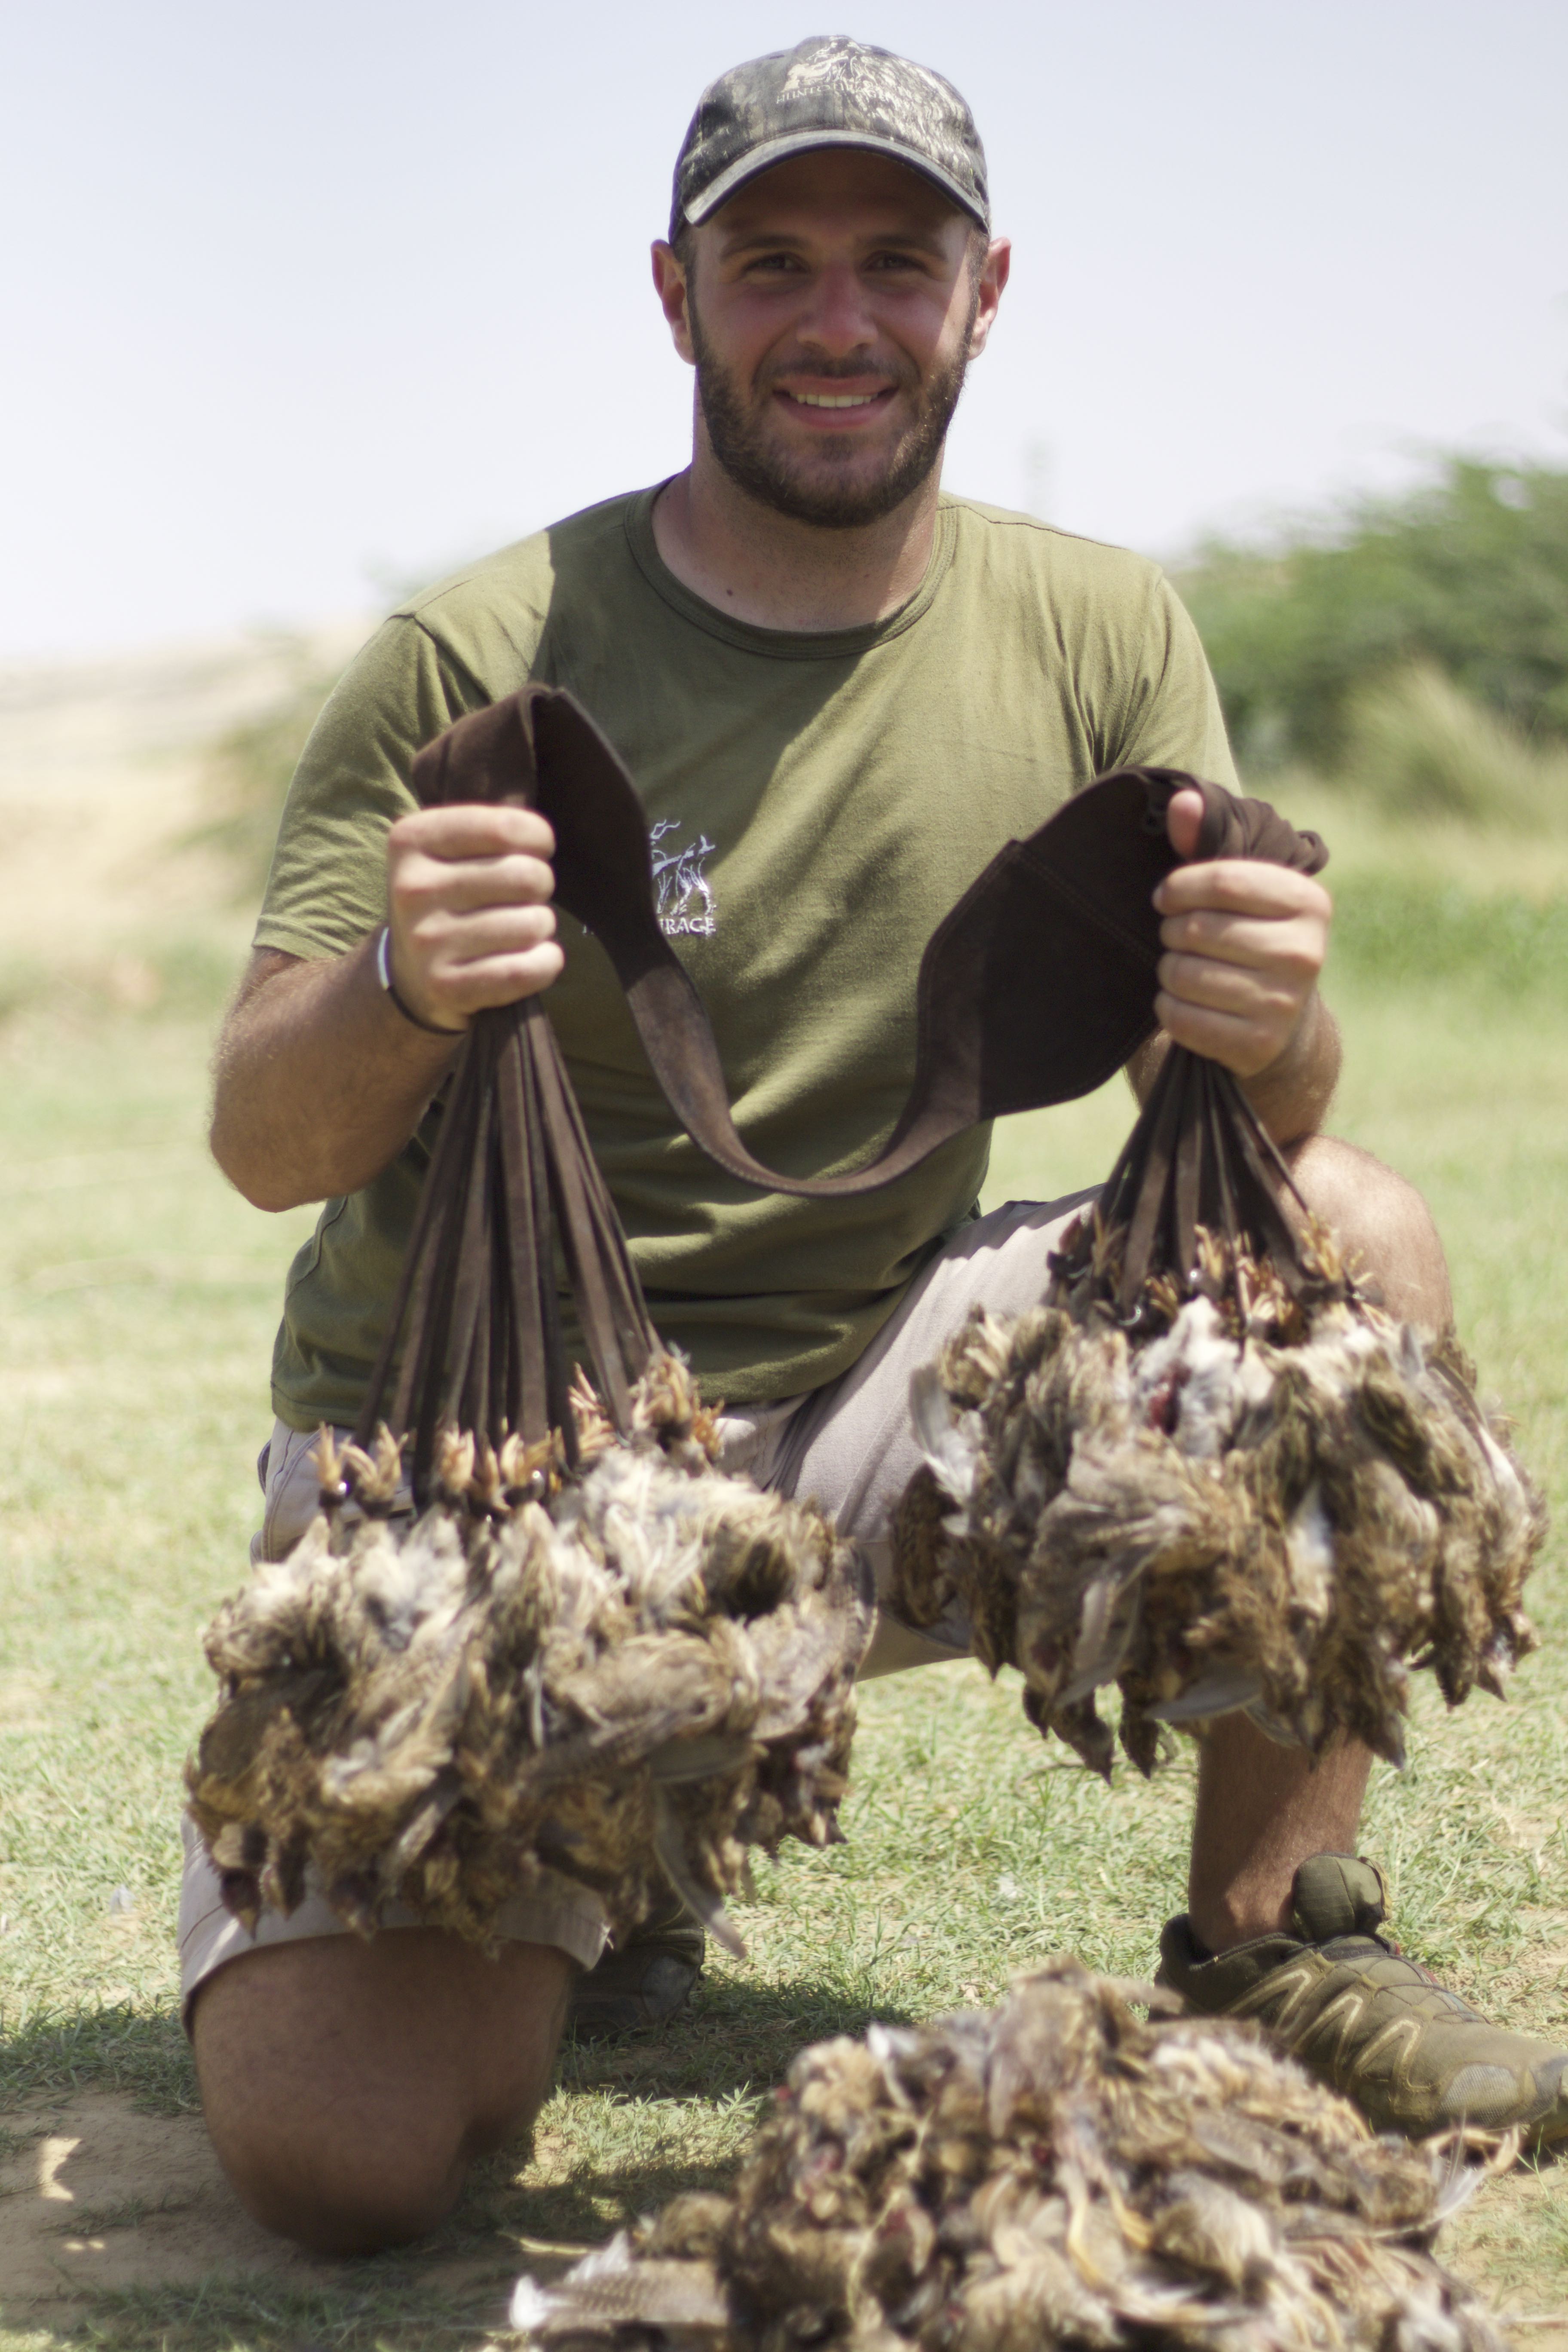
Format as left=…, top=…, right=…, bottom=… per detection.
left=1185, top=1133, right=1452, bottom=1951
left=193, top=1930, right=572, bottom=2254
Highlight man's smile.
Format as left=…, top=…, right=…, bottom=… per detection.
left=772, top=382, right=898, bottom=425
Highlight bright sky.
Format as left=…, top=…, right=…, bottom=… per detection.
left=5, top=0, right=1565, bottom=658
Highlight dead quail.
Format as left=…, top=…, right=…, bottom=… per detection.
left=893, top=1049, right=1544, bottom=1775
left=187, top=1353, right=872, bottom=1950
left=187, top=847, right=873, bottom=1950
left=510, top=1956, right=1511, bottom=2352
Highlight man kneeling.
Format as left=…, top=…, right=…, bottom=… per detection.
left=196, top=36, right=1568, bottom=2253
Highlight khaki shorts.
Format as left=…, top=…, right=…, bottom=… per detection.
left=178, top=1190, right=1095, bottom=2009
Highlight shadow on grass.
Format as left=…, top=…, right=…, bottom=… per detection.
left=504, top=2155, right=734, bottom=2250
left=0, top=1966, right=907, bottom=2119
left=559, top=1966, right=920, bottom=2104
left=0, top=1998, right=197, bottom=2115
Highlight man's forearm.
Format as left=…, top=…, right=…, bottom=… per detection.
left=1238, top=991, right=1340, bottom=1148
left=211, top=941, right=461, bottom=1211
left=1127, top=992, right=1341, bottom=1149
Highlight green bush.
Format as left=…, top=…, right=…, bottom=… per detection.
left=1180, top=457, right=1568, bottom=770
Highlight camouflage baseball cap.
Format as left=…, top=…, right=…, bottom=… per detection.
left=670, top=36, right=989, bottom=242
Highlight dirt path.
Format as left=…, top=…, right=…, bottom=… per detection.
left=0, top=2085, right=576, bottom=2340
left=0, top=2088, right=337, bottom=2309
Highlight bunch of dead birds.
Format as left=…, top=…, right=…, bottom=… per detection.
left=511, top=1957, right=1508, bottom=2352
left=894, top=1216, right=1544, bottom=1776
left=186, top=1353, right=871, bottom=1948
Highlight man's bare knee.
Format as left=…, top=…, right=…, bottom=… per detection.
left=1285, top=1133, right=1452, bottom=1331
left=191, top=1927, right=572, bottom=2255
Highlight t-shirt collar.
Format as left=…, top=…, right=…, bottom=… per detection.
left=622, top=482, right=957, bottom=659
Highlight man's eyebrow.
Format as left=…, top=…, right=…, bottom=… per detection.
left=716, top=223, right=952, bottom=260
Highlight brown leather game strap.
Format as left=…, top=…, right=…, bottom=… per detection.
left=356, top=687, right=1327, bottom=1486
left=410, top=685, right=1328, bottom=1200
left=1081, top=1044, right=1329, bottom=1321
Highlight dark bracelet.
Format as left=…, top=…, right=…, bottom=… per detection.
left=374, top=925, right=464, bottom=1037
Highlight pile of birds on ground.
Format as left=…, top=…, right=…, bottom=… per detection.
left=186, top=1351, right=871, bottom=1952
left=894, top=1206, right=1544, bottom=1778
left=511, top=1958, right=1510, bottom=2352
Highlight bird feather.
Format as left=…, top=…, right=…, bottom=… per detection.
left=515, top=1957, right=1511, bottom=2352
left=187, top=1354, right=869, bottom=1949
left=894, top=1229, right=1545, bottom=1775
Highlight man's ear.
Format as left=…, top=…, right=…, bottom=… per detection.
left=966, top=235, right=1012, bottom=361
left=651, top=240, right=697, bottom=367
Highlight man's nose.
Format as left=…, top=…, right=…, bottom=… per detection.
left=795, top=262, right=879, bottom=358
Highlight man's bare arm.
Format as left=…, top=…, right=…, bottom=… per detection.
left=211, top=943, right=461, bottom=1210
left=211, top=803, right=561, bottom=1211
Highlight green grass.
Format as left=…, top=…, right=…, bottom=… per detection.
left=1, top=918, right=1566, bottom=2347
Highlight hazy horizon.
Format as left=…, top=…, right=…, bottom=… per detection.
left=5, top=0, right=1565, bottom=660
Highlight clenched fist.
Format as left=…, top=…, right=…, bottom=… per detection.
left=384, top=803, right=563, bottom=1032
left=1154, top=787, right=1332, bottom=1079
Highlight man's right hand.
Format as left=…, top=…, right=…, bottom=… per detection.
left=385, top=803, right=563, bottom=1031
left=212, top=802, right=565, bottom=1212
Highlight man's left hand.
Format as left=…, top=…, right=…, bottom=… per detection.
left=1153, top=787, right=1332, bottom=1079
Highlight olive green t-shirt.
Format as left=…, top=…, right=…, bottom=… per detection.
left=258, top=487, right=1235, bottom=1430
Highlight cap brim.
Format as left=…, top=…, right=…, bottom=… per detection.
left=679, top=129, right=988, bottom=234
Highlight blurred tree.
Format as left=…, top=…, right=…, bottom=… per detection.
left=1179, top=459, right=1568, bottom=770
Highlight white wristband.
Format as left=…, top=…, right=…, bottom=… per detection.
left=375, top=925, right=461, bottom=1036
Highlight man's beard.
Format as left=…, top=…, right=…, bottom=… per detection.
left=688, top=295, right=978, bottom=530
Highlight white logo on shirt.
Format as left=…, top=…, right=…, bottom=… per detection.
left=650, top=818, right=717, bottom=938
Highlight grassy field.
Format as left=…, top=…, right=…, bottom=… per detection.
left=1, top=866, right=1566, bottom=2346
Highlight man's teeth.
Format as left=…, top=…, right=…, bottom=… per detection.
left=791, top=390, right=882, bottom=408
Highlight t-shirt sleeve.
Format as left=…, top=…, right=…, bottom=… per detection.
left=253, top=616, right=485, bottom=962
left=1102, top=571, right=1238, bottom=789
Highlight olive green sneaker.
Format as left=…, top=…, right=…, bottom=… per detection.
left=569, top=1899, right=705, bottom=2040
left=1158, top=1853, right=1568, bottom=2144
